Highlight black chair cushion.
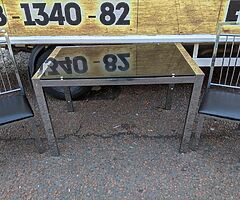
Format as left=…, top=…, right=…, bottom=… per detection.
left=199, top=88, right=240, bottom=121
left=0, top=94, right=34, bottom=126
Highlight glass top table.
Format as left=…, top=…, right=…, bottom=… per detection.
left=36, top=43, right=196, bottom=80
left=32, top=43, right=204, bottom=156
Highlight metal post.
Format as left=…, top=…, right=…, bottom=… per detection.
left=193, top=43, right=199, bottom=59
left=64, top=87, right=74, bottom=112
left=32, top=79, right=60, bottom=156
left=165, top=84, right=175, bottom=110
left=180, top=75, right=204, bottom=153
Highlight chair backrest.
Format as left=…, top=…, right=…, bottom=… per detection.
left=208, top=22, right=240, bottom=90
left=0, top=30, right=23, bottom=96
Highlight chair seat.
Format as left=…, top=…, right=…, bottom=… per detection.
left=0, top=94, right=34, bottom=126
left=199, top=88, right=240, bottom=121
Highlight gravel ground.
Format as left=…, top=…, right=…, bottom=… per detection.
left=0, top=52, right=239, bottom=200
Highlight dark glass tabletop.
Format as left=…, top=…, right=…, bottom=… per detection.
left=37, top=43, right=195, bottom=80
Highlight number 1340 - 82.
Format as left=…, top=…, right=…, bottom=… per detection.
left=0, top=1, right=131, bottom=27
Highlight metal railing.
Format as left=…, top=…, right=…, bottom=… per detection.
left=208, top=23, right=240, bottom=89
left=0, top=30, right=23, bottom=95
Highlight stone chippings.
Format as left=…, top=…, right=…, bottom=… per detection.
left=0, top=52, right=239, bottom=200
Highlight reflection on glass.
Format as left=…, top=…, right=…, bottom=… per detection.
left=40, top=44, right=195, bottom=79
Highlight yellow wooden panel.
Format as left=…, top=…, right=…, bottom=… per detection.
left=137, top=0, right=228, bottom=35
left=219, top=0, right=231, bottom=22
left=0, top=0, right=9, bottom=31
left=1, top=0, right=230, bottom=37
left=4, top=0, right=137, bottom=36
left=221, top=25, right=240, bottom=34
left=137, top=0, right=179, bottom=34
left=176, top=0, right=224, bottom=34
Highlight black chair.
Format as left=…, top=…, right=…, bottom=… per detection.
left=0, top=30, right=44, bottom=153
left=193, top=22, right=240, bottom=149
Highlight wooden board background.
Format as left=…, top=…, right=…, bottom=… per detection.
left=0, top=1, right=8, bottom=32
left=0, top=0, right=230, bottom=36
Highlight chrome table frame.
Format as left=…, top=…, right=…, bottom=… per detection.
left=32, top=43, right=204, bottom=156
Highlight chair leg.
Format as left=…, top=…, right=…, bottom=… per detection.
left=192, top=115, right=204, bottom=151
left=29, top=119, right=45, bottom=154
